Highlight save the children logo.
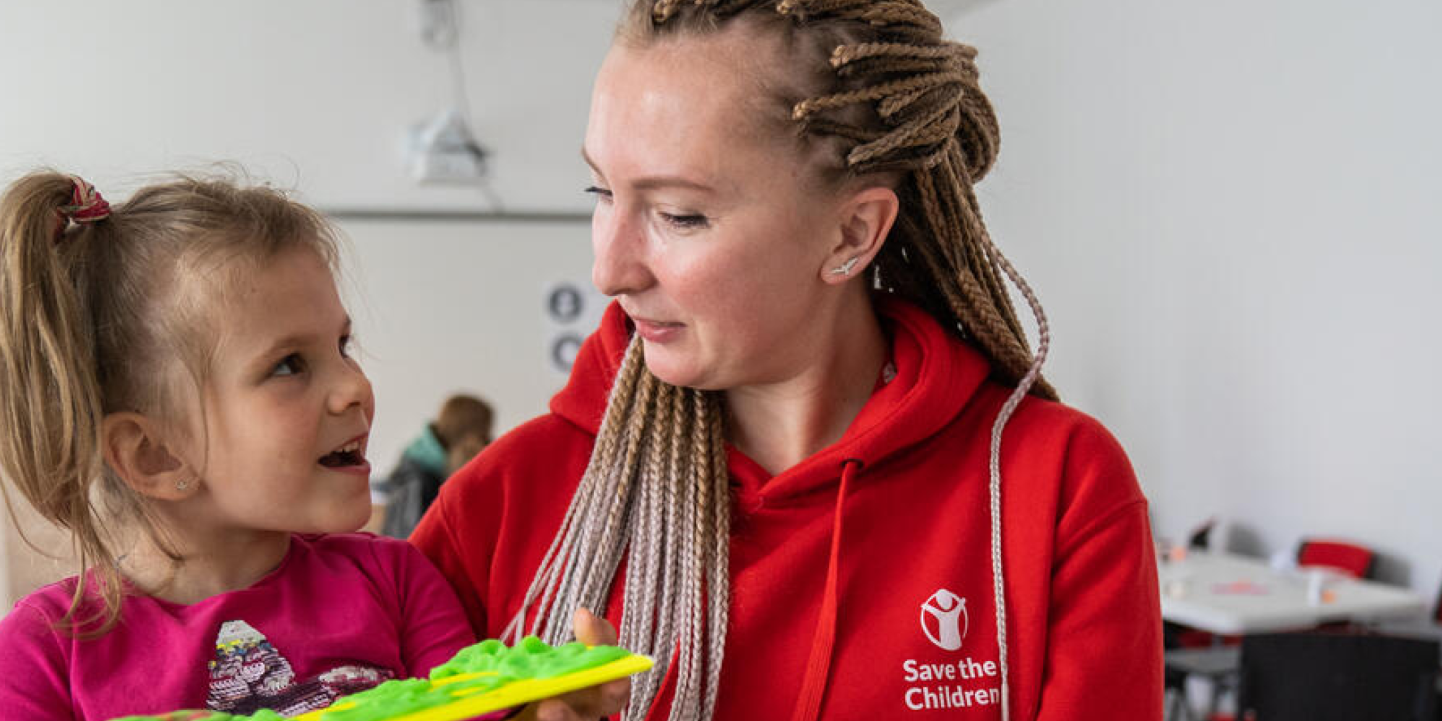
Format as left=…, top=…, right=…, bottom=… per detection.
left=902, top=589, right=999, bottom=711
left=919, top=588, right=968, bottom=651
left=899, top=588, right=1003, bottom=712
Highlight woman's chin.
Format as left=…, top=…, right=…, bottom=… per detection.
left=642, top=354, right=715, bottom=391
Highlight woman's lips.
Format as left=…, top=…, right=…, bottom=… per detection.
left=633, top=317, right=683, bottom=343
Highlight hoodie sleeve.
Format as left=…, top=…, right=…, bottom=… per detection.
left=1036, top=419, right=1164, bottom=720
left=409, top=414, right=593, bottom=642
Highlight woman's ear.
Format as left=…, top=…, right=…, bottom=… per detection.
left=820, top=185, right=899, bottom=285
left=101, top=412, right=198, bottom=500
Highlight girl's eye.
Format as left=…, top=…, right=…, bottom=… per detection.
left=584, top=186, right=613, bottom=203
left=339, top=334, right=354, bottom=358
left=272, top=353, right=305, bottom=377
left=660, top=211, right=710, bottom=230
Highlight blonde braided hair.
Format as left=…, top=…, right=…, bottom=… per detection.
left=508, top=2, right=1053, bottom=719
left=504, top=339, right=730, bottom=721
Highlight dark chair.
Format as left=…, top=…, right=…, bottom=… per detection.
left=1297, top=538, right=1376, bottom=579
left=1236, top=631, right=1439, bottom=721
left=1165, top=662, right=1191, bottom=721
left=1188, top=517, right=1218, bottom=550
left=1164, top=645, right=1241, bottom=721
left=1434, top=581, right=1442, bottom=625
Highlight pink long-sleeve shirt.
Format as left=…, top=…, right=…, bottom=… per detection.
left=0, top=533, right=474, bottom=720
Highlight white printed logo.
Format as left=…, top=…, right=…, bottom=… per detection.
left=920, top=589, right=968, bottom=651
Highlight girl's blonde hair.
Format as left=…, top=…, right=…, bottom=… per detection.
left=509, top=3, right=1053, bottom=720
left=0, top=170, right=339, bottom=633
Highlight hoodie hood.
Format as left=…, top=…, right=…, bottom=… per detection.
left=549, top=294, right=993, bottom=502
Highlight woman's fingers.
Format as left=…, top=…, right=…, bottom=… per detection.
left=511, top=608, right=631, bottom=721
left=513, top=673, right=629, bottom=720
left=572, top=607, right=629, bottom=717
left=573, top=606, right=618, bottom=645
left=529, top=684, right=622, bottom=720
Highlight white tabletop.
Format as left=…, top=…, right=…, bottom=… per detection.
left=1157, top=550, right=1429, bottom=634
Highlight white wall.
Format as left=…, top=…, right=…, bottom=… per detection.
left=953, top=0, right=1442, bottom=593
left=0, top=0, right=617, bottom=603
left=0, top=0, right=614, bottom=211
left=3, top=0, right=1441, bottom=604
left=339, top=218, right=597, bottom=471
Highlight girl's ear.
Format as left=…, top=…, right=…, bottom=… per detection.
left=101, top=412, right=198, bottom=500
left=819, top=185, right=900, bottom=285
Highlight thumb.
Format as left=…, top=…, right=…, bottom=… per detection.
left=573, top=607, right=618, bottom=646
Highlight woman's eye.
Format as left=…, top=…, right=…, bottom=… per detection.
left=339, top=334, right=354, bottom=358
left=271, top=354, right=305, bottom=377
left=660, top=212, right=710, bottom=230
left=584, top=186, right=613, bottom=203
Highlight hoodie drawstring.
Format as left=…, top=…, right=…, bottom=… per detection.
left=984, top=228, right=1053, bottom=721
left=789, top=459, right=861, bottom=721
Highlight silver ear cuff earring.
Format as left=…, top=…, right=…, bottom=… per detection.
left=830, top=257, right=860, bottom=276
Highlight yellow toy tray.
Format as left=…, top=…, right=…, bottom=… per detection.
left=296, top=651, right=653, bottom=721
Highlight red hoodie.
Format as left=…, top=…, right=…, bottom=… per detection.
left=411, top=296, right=1162, bottom=720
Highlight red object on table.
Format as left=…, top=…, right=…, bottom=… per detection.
left=1296, top=538, right=1375, bottom=579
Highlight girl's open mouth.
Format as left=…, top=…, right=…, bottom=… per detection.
left=319, top=438, right=366, bottom=468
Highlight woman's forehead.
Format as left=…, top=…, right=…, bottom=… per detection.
left=587, top=32, right=798, bottom=179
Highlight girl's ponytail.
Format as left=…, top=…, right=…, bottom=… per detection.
left=1, top=168, right=341, bottom=633
left=0, top=172, right=121, bottom=631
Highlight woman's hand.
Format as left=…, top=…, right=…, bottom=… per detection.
left=513, top=608, right=632, bottom=721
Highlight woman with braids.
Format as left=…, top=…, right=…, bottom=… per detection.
left=412, top=0, right=1163, bottom=719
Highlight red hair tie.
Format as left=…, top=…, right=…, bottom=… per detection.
left=54, top=175, right=111, bottom=241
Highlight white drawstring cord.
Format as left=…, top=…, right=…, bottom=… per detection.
left=984, top=236, right=1050, bottom=721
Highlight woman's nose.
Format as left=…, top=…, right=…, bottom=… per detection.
left=591, top=207, right=650, bottom=297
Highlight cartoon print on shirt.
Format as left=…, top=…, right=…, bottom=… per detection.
left=206, top=620, right=392, bottom=715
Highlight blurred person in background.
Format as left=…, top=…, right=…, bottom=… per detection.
left=380, top=394, right=493, bottom=539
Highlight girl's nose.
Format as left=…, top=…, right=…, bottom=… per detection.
left=329, top=361, right=375, bottom=418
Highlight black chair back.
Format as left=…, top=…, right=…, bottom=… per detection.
left=1237, top=631, right=1439, bottom=721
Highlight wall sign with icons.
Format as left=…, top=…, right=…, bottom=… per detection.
left=542, top=281, right=608, bottom=376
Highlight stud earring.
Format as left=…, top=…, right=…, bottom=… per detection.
left=830, top=257, right=860, bottom=276
left=175, top=479, right=190, bottom=491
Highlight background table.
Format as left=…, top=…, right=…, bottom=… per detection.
left=1158, top=551, right=1429, bottom=635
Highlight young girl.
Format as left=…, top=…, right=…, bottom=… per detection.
left=0, top=172, right=477, bottom=719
